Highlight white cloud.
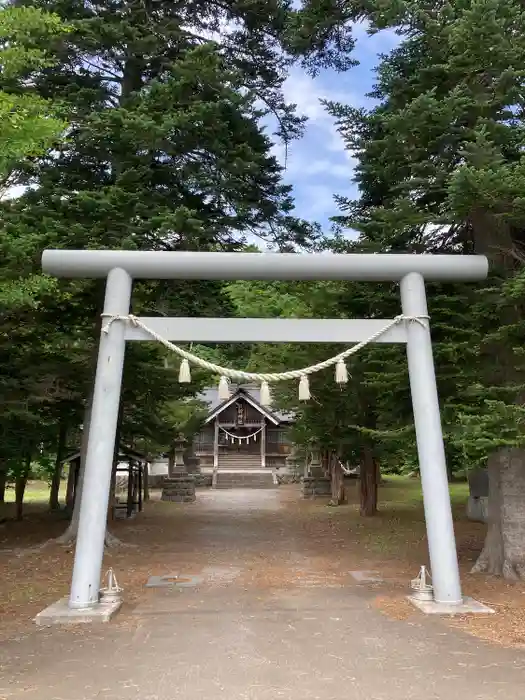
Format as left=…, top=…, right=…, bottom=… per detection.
left=0, top=184, right=27, bottom=201
left=271, top=66, right=361, bottom=223
left=296, top=183, right=338, bottom=218
left=282, top=67, right=364, bottom=125
left=272, top=20, right=402, bottom=226
left=282, top=70, right=329, bottom=123
left=351, top=20, right=400, bottom=55
left=299, top=158, right=356, bottom=178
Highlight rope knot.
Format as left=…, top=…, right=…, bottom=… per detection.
left=400, top=314, right=429, bottom=328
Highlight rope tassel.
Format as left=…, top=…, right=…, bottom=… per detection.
left=218, top=375, right=231, bottom=401
left=335, top=358, right=348, bottom=384
left=298, top=375, right=310, bottom=401
left=259, top=380, right=272, bottom=407
left=178, top=358, right=191, bottom=383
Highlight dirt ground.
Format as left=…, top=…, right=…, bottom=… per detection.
left=0, top=478, right=524, bottom=648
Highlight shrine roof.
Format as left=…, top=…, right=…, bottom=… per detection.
left=199, top=384, right=295, bottom=425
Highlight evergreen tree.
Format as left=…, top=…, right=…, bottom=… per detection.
left=0, top=3, right=72, bottom=503
left=0, top=1, right=357, bottom=517
left=0, top=5, right=68, bottom=181
left=329, top=0, right=525, bottom=578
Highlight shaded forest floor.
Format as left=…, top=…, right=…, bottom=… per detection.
left=0, top=477, right=524, bottom=648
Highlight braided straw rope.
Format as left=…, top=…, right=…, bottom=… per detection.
left=101, top=313, right=428, bottom=383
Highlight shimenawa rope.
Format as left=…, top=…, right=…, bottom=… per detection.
left=101, top=313, right=428, bottom=406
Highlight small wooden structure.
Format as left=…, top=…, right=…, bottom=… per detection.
left=62, top=446, right=148, bottom=519
left=194, top=384, right=294, bottom=473
left=114, top=455, right=144, bottom=518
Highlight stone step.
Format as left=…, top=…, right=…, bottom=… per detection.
left=219, top=455, right=261, bottom=460
left=214, top=471, right=276, bottom=489
left=219, top=458, right=261, bottom=462
left=218, top=456, right=262, bottom=470
left=219, top=462, right=261, bottom=466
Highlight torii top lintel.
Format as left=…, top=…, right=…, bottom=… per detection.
left=41, top=250, right=488, bottom=282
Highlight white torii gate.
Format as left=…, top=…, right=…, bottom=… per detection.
left=41, top=249, right=488, bottom=615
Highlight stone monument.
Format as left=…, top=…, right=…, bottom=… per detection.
left=466, top=468, right=488, bottom=523
left=302, top=450, right=331, bottom=498
left=161, top=434, right=196, bottom=503
left=183, top=442, right=211, bottom=488
left=183, top=443, right=201, bottom=474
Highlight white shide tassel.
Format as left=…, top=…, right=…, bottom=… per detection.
left=218, top=375, right=231, bottom=401
left=259, top=380, right=272, bottom=407
left=335, top=358, right=348, bottom=384
left=178, top=358, right=191, bottom=383
left=298, top=374, right=310, bottom=401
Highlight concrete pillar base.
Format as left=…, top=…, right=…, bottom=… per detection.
left=35, top=597, right=122, bottom=626
left=408, top=595, right=494, bottom=615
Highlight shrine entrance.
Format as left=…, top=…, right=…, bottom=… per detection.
left=41, top=249, right=488, bottom=614
left=219, top=428, right=260, bottom=454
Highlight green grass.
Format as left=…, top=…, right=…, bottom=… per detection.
left=3, top=480, right=66, bottom=504
left=3, top=476, right=469, bottom=507
left=380, top=474, right=469, bottom=508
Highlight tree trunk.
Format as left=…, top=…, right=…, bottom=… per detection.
left=360, top=445, right=378, bottom=516
left=49, top=420, right=68, bottom=511
left=472, top=448, right=525, bottom=580
left=108, top=462, right=117, bottom=523
left=65, top=458, right=78, bottom=512
left=54, top=399, right=126, bottom=548
left=107, top=412, right=123, bottom=524
left=15, top=456, right=31, bottom=521
left=55, top=292, right=104, bottom=541
left=46, top=303, right=126, bottom=548
left=321, top=451, right=328, bottom=475
left=55, top=399, right=92, bottom=543
left=469, top=212, right=525, bottom=578
left=0, top=462, right=7, bottom=503
left=329, top=453, right=346, bottom=506
left=131, top=464, right=138, bottom=513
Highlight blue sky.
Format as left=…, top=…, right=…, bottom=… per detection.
left=274, top=22, right=399, bottom=232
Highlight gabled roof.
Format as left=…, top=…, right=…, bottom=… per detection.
left=61, top=446, right=148, bottom=464
left=202, top=385, right=294, bottom=425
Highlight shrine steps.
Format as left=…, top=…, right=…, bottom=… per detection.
left=218, top=453, right=262, bottom=470
left=213, top=470, right=277, bottom=489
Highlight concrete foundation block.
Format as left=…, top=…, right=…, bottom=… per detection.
left=408, top=596, right=495, bottom=615
left=35, top=597, right=122, bottom=626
